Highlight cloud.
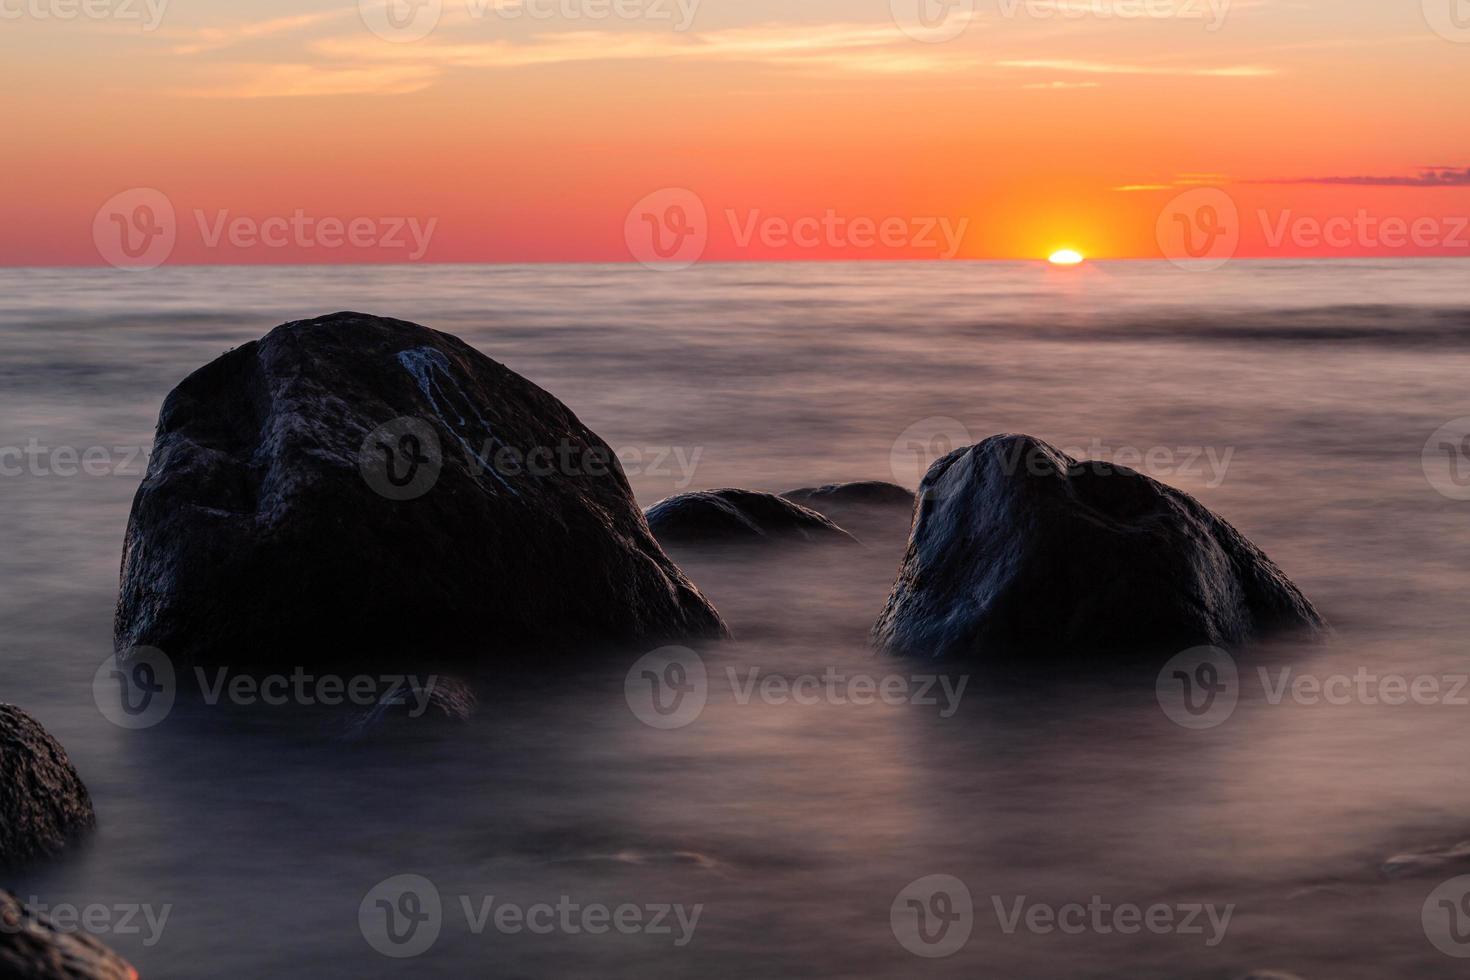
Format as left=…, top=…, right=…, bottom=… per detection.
left=1249, top=168, right=1470, bottom=187
left=162, top=8, right=1274, bottom=99
left=169, top=16, right=987, bottom=98
left=998, top=58, right=1275, bottom=76
left=165, top=10, right=354, bottom=56
left=1115, top=168, right=1470, bottom=193
left=309, top=21, right=975, bottom=73
left=1113, top=174, right=1231, bottom=191
left=183, top=63, right=443, bottom=98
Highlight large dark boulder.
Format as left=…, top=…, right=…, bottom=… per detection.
left=0, top=892, right=136, bottom=980
left=0, top=706, right=95, bottom=869
left=645, top=489, right=857, bottom=546
left=873, top=434, right=1325, bottom=660
left=114, top=312, right=727, bottom=679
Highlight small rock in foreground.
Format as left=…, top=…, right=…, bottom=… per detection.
left=0, top=891, right=137, bottom=980
left=0, top=705, right=95, bottom=870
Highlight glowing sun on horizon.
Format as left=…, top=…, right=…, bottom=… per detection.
left=1048, top=249, right=1085, bottom=266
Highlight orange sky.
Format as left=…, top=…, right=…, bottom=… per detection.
left=3, top=0, right=1468, bottom=265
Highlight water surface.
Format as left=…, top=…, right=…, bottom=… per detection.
left=4, top=261, right=1470, bottom=977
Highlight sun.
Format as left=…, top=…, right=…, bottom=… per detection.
left=1048, top=249, right=1085, bottom=266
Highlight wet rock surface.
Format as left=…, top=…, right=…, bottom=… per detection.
left=114, top=312, right=728, bottom=680
left=645, top=489, right=858, bottom=546
left=0, top=892, right=137, bottom=980
left=781, top=481, right=915, bottom=537
left=0, top=706, right=95, bottom=870
left=333, top=675, right=479, bottom=741
left=873, top=434, right=1326, bottom=661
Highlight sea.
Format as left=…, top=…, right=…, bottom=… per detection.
left=3, top=259, right=1470, bottom=978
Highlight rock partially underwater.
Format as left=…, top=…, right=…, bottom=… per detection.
left=873, top=434, right=1326, bottom=661
left=333, top=676, right=478, bottom=741
left=782, top=481, right=915, bottom=537
left=0, top=705, right=95, bottom=870
left=783, top=479, right=914, bottom=508
left=0, top=892, right=136, bottom=980
left=115, top=312, right=728, bottom=680
left=645, top=489, right=858, bottom=546
left=1381, top=840, right=1470, bottom=879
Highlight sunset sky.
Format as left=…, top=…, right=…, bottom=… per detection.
left=4, top=0, right=1468, bottom=264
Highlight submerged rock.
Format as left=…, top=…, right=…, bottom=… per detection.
left=781, top=481, right=915, bottom=534
left=1381, top=841, right=1470, bottom=879
left=873, top=434, right=1326, bottom=660
left=0, top=706, right=95, bottom=869
left=333, top=676, right=478, bottom=741
left=0, top=892, right=136, bottom=980
left=645, top=489, right=857, bottom=546
left=114, top=312, right=727, bottom=679
left=783, top=480, right=915, bottom=511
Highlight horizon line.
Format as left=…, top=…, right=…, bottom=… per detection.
left=6, top=256, right=1470, bottom=272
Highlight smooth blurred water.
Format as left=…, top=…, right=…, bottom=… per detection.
left=3, top=260, right=1470, bottom=978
